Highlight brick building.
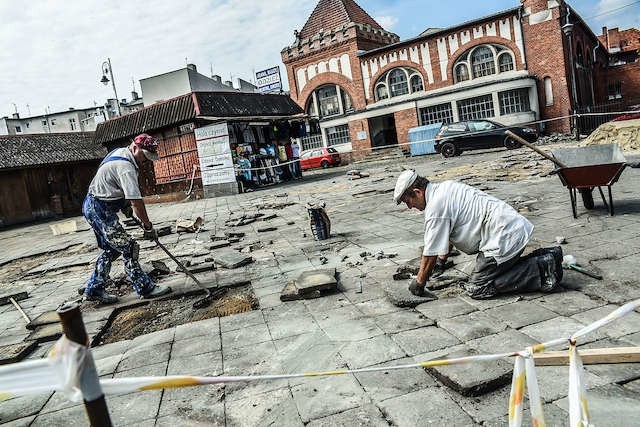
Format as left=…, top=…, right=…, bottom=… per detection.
left=281, top=0, right=639, bottom=159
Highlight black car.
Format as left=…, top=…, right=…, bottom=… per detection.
left=434, top=120, right=538, bottom=157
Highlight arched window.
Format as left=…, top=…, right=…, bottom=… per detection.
left=388, top=69, right=409, bottom=97
left=455, top=64, right=470, bottom=82
left=306, top=85, right=354, bottom=119
left=410, top=74, right=424, bottom=92
left=471, top=46, right=495, bottom=78
left=498, top=53, right=514, bottom=72
left=376, top=84, right=389, bottom=100
left=544, top=77, right=554, bottom=106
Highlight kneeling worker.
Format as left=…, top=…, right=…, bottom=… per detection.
left=83, top=133, right=171, bottom=304
left=394, top=170, right=562, bottom=299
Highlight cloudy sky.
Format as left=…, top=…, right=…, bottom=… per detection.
left=0, top=0, right=638, bottom=118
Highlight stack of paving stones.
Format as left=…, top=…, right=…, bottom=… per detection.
left=1, top=146, right=639, bottom=425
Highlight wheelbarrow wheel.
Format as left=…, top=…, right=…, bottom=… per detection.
left=579, top=188, right=595, bottom=210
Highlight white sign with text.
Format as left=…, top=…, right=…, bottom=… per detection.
left=195, top=122, right=236, bottom=185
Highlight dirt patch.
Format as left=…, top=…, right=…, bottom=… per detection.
left=581, top=119, right=640, bottom=152
left=97, top=285, right=259, bottom=344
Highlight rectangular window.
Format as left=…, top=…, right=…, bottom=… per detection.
left=420, top=103, right=454, bottom=125
left=326, top=124, right=351, bottom=146
left=607, top=82, right=622, bottom=100
left=457, top=94, right=495, bottom=121
left=69, top=118, right=77, bottom=130
left=51, top=119, right=56, bottom=126
left=42, top=119, right=47, bottom=126
left=15, top=126, right=21, bottom=133
left=499, top=89, right=531, bottom=115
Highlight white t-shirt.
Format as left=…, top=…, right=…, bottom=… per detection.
left=291, top=141, right=300, bottom=157
left=88, top=148, right=142, bottom=200
left=422, top=181, right=533, bottom=264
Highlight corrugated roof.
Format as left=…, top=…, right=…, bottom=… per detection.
left=299, top=0, right=383, bottom=40
left=94, top=92, right=304, bottom=145
left=0, top=132, right=103, bottom=170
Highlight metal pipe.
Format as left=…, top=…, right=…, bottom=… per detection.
left=57, top=303, right=112, bottom=427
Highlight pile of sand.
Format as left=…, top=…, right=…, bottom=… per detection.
left=581, top=119, right=640, bottom=152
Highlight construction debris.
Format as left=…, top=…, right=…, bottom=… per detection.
left=581, top=118, right=640, bottom=152
left=280, top=268, right=338, bottom=301
left=176, top=217, right=204, bottom=233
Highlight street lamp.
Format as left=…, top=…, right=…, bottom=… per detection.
left=100, top=58, right=121, bottom=117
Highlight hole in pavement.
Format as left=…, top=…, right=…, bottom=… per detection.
left=96, top=284, right=258, bottom=345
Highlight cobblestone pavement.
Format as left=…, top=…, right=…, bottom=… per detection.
left=1, top=142, right=640, bottom=426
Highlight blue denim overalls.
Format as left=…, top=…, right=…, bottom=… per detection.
left=83, top=151, right=155, bottom=296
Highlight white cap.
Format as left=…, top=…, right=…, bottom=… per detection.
left=393, top=170, right=417, bottom=204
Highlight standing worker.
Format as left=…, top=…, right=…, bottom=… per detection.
left=83, top=133, right=171, bottom=304
left=393, top=170, right=563, bottom=299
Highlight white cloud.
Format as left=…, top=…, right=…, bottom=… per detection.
left=374, top=15, right=399, bottom=30
left=593, top=0, right=640, bottom=30
left=0, top=0, right=316, bottom=117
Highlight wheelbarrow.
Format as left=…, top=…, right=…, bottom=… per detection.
left=504, top=131, right=628, bottom=219
left=550, top=143, right=627, bottom=218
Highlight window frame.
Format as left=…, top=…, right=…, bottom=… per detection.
left=409, top=74, right=424, bottom=93
left=498, top=52, right=514, bottom=72
left=457, top=94, right=495, bottom=121
left=387, top=68, right=409, bottom=97
left=499, top=88, right=531, bottom=115
left=471, top=46, right=496, bottom=78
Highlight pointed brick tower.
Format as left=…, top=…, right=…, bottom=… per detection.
left=281, top=0, right=399, bottom=110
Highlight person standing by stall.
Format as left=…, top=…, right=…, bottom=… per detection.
left=290, top=138, right=302, bottom=179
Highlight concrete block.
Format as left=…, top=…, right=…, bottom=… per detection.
left=213, top=250, right=253, bottom=269
left=484, top=300, right=558, bottom=329
left=0, top=341, right=37, bottom=365
left=294, top=268, right=337, bottom=294
left=427, top=347, right=513, bottom=396
left=438, top=311, right=508, bottom=341
left=416, top=297, right=476, bottom=320
left=378, top=388, right=474, bottom=425
left=26, top=323, right=62, bottom=344
left=391, top=327, right=460, bottom=356
left=385, top=282, right=437, bottom=307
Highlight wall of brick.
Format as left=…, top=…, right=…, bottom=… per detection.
left=348, top=119, right=371, bottom=160
left=394, top=108, right=419, bottom=148
left=605, top=62, right=640, bottom=105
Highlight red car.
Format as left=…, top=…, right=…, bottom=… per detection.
left=300, top=147, right=341, bottom=170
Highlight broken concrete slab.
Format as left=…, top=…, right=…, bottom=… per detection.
left=280, top=282, right=321, bottom=301
left=294, top=268, right=337, bottom=294
left=27, top=323, right=62, bottom=343
left=26, top=253, right=97, bottom=275
left=26, top=310, right=59, bottom=330
left=426, top=347, right=512, bottom=396
left=208, top=240, right=231, bottom=250
left=141, top=260, right=171, bottom=278
left=385, top=282, right=437, bottom=307
left=0, top=341, right=38, bottom=365
left=213, top=251, right=253, bottom=269
left=225, top=231, right=245, bottom=238
left=175, top=217, right=203, bottom=233
left=257, top=227, right=277, bottom=233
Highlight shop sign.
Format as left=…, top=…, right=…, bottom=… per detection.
left=255, top=66, right=282, bottom=94
left=195, top=122, right=236, bottom=185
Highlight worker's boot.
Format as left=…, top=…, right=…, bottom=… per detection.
left=84, top=288, right=118, bottom=304
left=142, top=285, right=172, bottom=299
left=538, top=253, right=562, bottom=292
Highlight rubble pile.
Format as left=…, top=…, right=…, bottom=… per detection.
left=581, top=118, right=640, bottom=152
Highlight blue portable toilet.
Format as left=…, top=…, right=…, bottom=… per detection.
left=407, top=123, right=442, bottom=156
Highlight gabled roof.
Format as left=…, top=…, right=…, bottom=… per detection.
left=94, top=92, right=304, bottom=145
left=299, top=0, right=383, bottom=40
left=0, top=132, right=103, bottom=170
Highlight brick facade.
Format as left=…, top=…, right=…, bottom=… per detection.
left=281, top=0, right=638, bottom=159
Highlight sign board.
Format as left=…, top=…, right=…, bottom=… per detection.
left=255, top=66, right=282, bottom=94
left=194, top=122, right=236, bottom=185
left=356, top=131, right=367, bottom=140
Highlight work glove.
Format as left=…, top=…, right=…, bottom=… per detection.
left=121, top=201, right=133, bottom=218
left=143, top=225, right=158, bottom=240
left=408, top=278, right=437, bottom=299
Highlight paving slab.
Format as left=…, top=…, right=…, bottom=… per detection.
left=378, top=387, right=474, bottom=425
left=0, top=393, right=52, bottom=424
left=26, top=322, right=62, bottom=343
left=291, top=375, right=365, bottom=423
left=373, top=309, right=434, bottom=334
left=280, top=281, right=322, bottom=301
left=427, top=346, right=513, bottom=396
left=212, top=250, right=253, bottom=269
left=520, top=315, right=608, bottom=345
left=443, top=383, right=512, bottom=423
left=384, top=282, right=437, bottom=307
left=107, top=390, right=162, bottom=426
left=157, top=385, right=225, bottom=426
left=339, top=334, right=406, bottom=369
left=226, top=388, right=304, bottom=427
left=294, top=268, right=337, bottom=293
left=534, top=364, right=608, bottom=402
left=533, top=290, right=606, bottom=316
left=484, top=300, right=558, bottom=329
left=0, top=341, right=37, bottom=365
left=221, top=322, right=272, bottom=349
left=219, top=309, right=264, bottom=332
left=571, top=304, right=640, bottom=338
left=354, top=356, right=437, bottom=403
left=0, top=291, right=29, bottom=306
left=483, top=402, right=570, bottom=427
left=391, top=326, right=460, bottom=356
left=415, top=296, right=476, bottom=320
left=30, top=401, right=88, bottom=427
left=467, top=328, right=537, bottom=354
left=25, top=311, right=59, bottom=330
left=305, top=403, right=388, bottom=427
left=554, top=384, right=640, bottom=427
left=438, top=310, right=508, bottom=341
left=265, top=314, right=320, bottom=341
left=26, top=253, right=96, bottom=275
left=116, top=342, right=171, bottom=372
left=313, top=306, right=384, bottom=341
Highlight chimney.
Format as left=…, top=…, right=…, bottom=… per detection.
left=12, top=113, right=19, bottom=119
left=224, top=80, right=233, bottom=87
left=187, top=63, right=197, bottom=71
left=131, top=91, right=139, bottom=100
left=211, top=74, right=222, bottom=83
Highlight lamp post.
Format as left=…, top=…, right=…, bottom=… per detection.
left=100, top=58, right=121, bottom=117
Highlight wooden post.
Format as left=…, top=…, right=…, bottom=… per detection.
left=57, top=303, right=113, bottom=427
left=533, top=347, right=640, bottom=366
